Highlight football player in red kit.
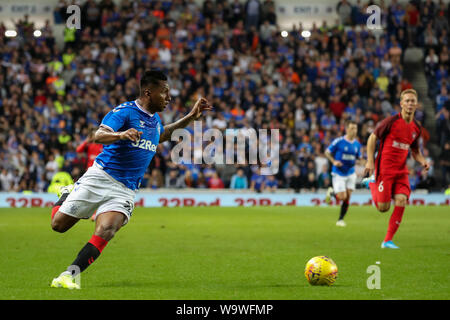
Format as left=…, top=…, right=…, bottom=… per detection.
left=75, top=129, right=103, bottom=220
left=363, top=89, right=430, bottom=249
left=76, top=129, right=103, bottom=170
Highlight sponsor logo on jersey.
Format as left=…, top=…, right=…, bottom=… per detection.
left=131, top=138, right=157, bottom=152
left=392, top=140, right=410, bottom=150
left=341, top=154, right=356, bottom=160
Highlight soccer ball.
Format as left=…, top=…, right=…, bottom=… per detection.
left=304, top=256, right=338, bottom=286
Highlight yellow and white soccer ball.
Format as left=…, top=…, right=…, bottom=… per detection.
left=304, top=256, right=338, bottom=286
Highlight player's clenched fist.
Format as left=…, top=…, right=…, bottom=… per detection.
left=120, top=128, right=143, bottom=142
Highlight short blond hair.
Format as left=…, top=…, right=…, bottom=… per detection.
left=400, top=89, right=418, bottom=101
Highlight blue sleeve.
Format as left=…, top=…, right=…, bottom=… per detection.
left=101, top=107, right=129, bottom=132
left=357, top=142, right=362, bottom=158
left=327, top=139, right=339, bottom=154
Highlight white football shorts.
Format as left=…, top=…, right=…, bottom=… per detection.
left=332, top=172, right=357, bottom=193
left=59, top=164, right=136, bottom=225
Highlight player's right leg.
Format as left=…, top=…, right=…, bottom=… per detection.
left=330, top=174, right=350, bottom=226
left=381, top=180, right=410, bottom=249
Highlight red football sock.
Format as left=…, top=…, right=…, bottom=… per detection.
left=384, top=206, right=405, bottom=242
left=369, top=182, right=379, bottom=209
left=334, top=194, right=340, bottom=205
left=69, top=235, right=109, bottom=274
left=88, top=234, right=108, bottom=253
left=51, top=206, right=60, bottom=220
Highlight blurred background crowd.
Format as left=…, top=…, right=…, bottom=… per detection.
left=0, top=0, right=449, bottom=193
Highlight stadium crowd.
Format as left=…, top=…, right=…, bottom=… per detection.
left=0, top=0, right=448, bottom=193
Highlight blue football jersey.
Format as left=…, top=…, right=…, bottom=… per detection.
left=95, top=100, right=164, bottom=190
left=327, top=136, right=361, bottom=176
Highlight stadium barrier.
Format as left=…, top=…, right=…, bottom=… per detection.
left=1, top=191, right=448, bottom=208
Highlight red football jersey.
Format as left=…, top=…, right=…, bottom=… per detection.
left=76, top=141, right=103, bottom=169
left=373, top=113, right=421, bottom=176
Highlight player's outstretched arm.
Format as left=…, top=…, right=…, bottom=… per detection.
left=159, top=97, right=212, bottom=143
left=94, top=127, right=142, bottom=145
left=364, top=133, right=378, bottom=176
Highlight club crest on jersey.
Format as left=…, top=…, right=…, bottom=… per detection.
left=412, top=132, right=417, bottom=139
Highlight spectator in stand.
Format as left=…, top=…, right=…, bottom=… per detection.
left=0, top=0, right=445, bottom=193
left=435, top=106, right=450, bottom=148
left=208, top=172, right=225, bottom=189
left=440, top=142, right=450, bottom=188
left=406, top=2, right=420, bottom=46
left=250, top=167, right=265, bottom=193
left=337, top=0, right=353, bottom=26
left=230, top=168, right=248, bottom=189
left=165, top=170, right=185, bottom=188
left=304, top=172, right=318, bottom=192
left=289, top=168, right=302, bottom=193
left=245, top=0, right=261, bottom=30
left=0, top=168, right=14, bottom=191
left=263, top=175, right=277, bottom=192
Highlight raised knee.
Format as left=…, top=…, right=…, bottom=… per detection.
left=378, top=204, right=390, bottom=212
left=394, top=198, right=407, bottom=207
left=336, top=193, right=347, bottom=201
left=51, top=220, right=67, bottom=233
left=95, top=224, right=117, bottom=241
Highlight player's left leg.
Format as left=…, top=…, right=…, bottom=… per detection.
left=381, top=174, right=411, bottom=248
left=336, top=189, right=352, bottom=226
left=51, top=211, right=125, bottom=289
left=68, top=211, right=124, bottom=272
left=381, top=193, right=407, bottom=249
left=336, top=173, right=356, bottom=226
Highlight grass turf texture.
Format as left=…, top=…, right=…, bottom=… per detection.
left=0, top=206, right=448, bottom=300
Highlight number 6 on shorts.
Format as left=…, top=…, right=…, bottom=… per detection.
left=378, top=181, right=384, bottom=192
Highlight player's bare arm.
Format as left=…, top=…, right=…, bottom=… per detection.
left=364, top=133, right=378, bottom=176
left=324, top=150, right=343, bottom=167
left=356, top=158, right=366, bottom=167
left=94, top=126, right=142, bottom=144
left=159, top=97, right=212, bottom=143
left=411, top=148, right=430, bottom=172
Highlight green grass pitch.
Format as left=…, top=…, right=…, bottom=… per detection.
left=0, top=206, right=448, bottom=300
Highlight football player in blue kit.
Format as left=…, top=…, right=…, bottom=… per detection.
left=50, top=70, right=212, bottom=289
left=324, top=120, right=363, bottom=227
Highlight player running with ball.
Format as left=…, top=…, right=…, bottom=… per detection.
left=49, top=70, right=212, bottom=289
left=362, top=89, right=430, bottom=249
